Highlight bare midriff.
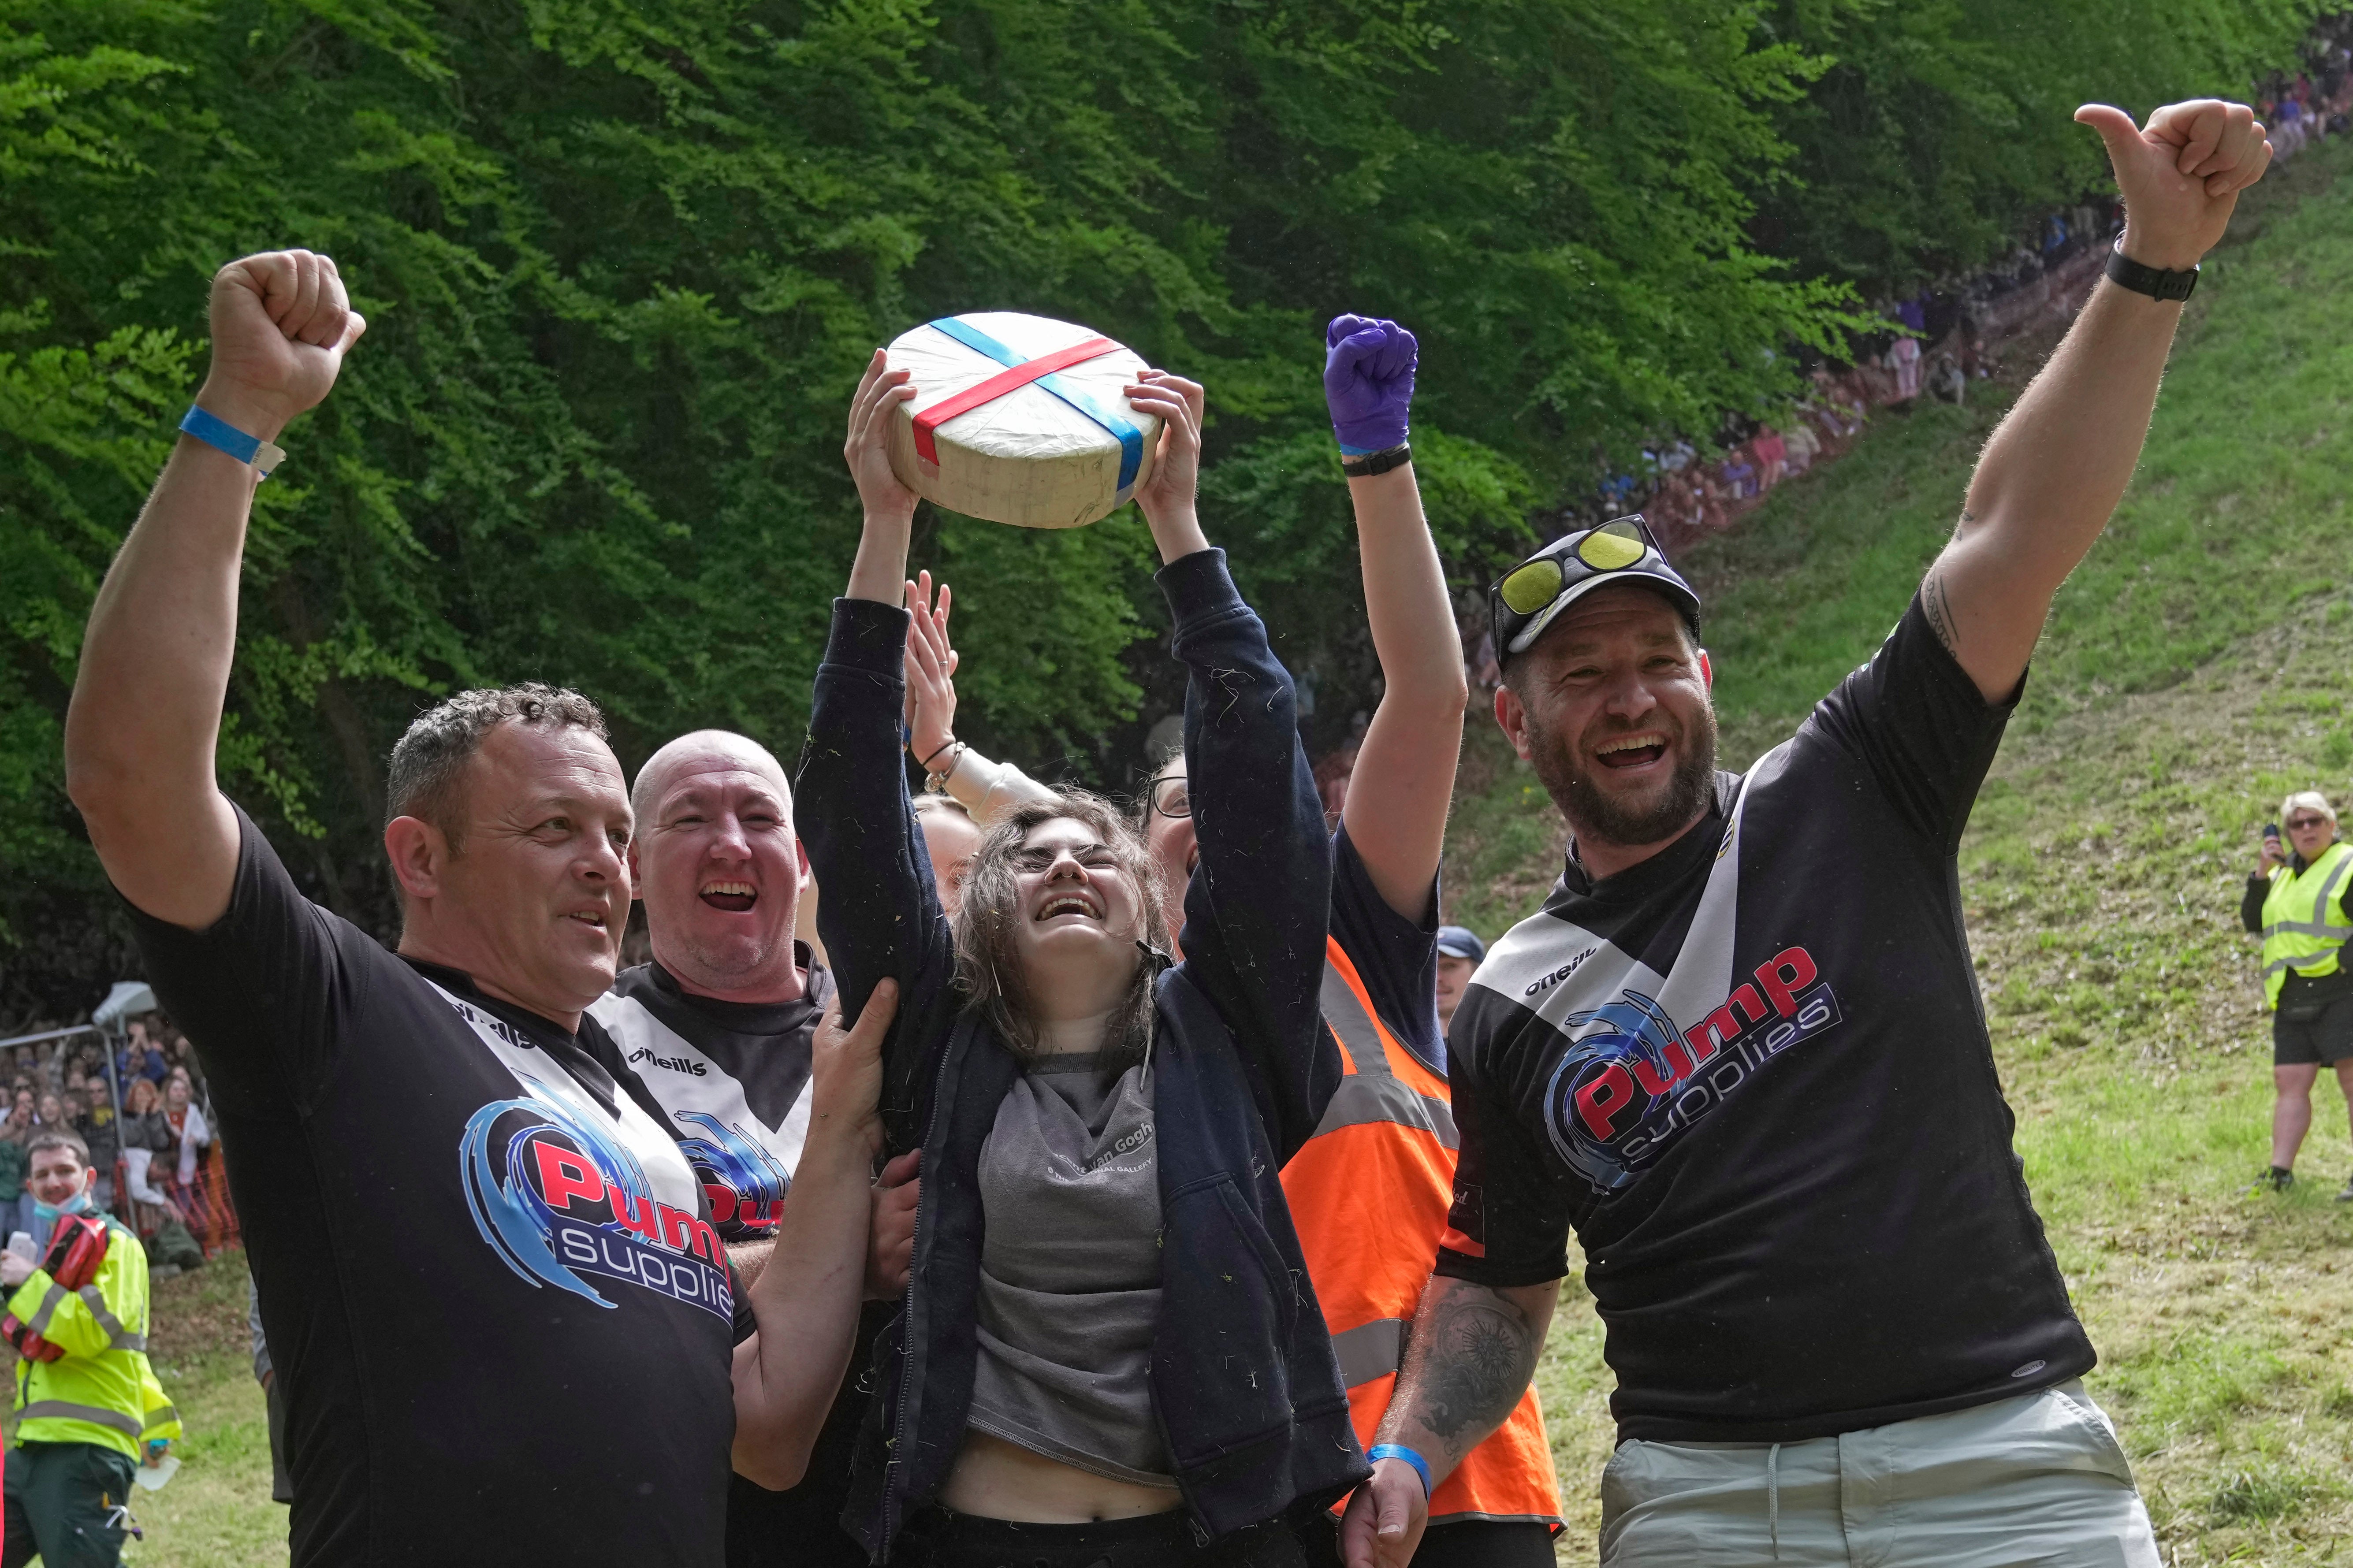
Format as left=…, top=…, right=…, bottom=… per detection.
left=936, top=1430, right=1181, bottom=1523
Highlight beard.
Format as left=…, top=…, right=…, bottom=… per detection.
left=1528, top=702, right=1720, bottom=850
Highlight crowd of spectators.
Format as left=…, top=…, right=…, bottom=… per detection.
left=0, top=1013, right=224, bottom=1271
left=1448, top=44, right=2353, bottom=699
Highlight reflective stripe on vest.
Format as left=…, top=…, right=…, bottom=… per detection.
left=1284, top=937, right=1563, bottom=1529
left=2261, top=841, right=2353, bottom=1007
left=1317, top=953, right=1457, bottom=1151
left=17, top=1400, right=142, bottom=1439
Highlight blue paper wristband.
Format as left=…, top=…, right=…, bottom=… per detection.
left=179, top=405, right=284, bottom=479
left=1367, top=1443, right=1432, bottom=1499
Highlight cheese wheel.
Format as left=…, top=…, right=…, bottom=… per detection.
left=884, top=312, right=1161, bottom=529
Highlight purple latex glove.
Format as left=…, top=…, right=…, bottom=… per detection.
left=1324, top=314, right=1418, bottom=455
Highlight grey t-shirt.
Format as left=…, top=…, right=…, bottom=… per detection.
left=968, top=1052, right=1172, bottom=1487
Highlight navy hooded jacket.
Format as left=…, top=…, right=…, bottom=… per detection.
left=796, top=548, right=1366, bottom=1558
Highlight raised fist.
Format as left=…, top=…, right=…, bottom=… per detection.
left=197, top=250, right=367, bottom=441
left=1324, top=314, right=1417, bottom=455
left=2075, top=100, right=2272, bottom=273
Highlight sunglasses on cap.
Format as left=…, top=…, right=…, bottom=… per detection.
left=1489, top=516, right=1702, bottom=661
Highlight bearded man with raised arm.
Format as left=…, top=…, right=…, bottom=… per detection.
left=1341, top=100, right=2270, bottom=1568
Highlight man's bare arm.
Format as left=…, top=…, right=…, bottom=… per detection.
left=1928, top=100, right=2269, bottom=700
left=1337, top=1274, right=1557, bottom=1568
left=731, top=983, right=895, bottom=1488
left=63, top=251, right=365, bottom=929
left=1341, top=460, right=1469, bottom=921
left=1380, top=1274, right=1557, bottom=1469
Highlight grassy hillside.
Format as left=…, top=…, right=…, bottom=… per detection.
left=1465, top=136, right=2353, bottom=1564
left=23, top=132, right=2353, bottom=1568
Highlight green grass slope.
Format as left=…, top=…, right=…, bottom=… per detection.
left=1445, top=136, right=2353, bottom=1564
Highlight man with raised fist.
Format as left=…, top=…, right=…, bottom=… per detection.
left=1341, top=99, right=2271, bottom=1568
left=63, top=252, right=884, bottom=1565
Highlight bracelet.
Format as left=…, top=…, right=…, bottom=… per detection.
left=923, top=742, right=965, bottom=795
left=178, top=405, right=287, bottom=479
left=1366, top=1443, right=1431, bottom=1498
left=917, top=737, right=959, bottom=770
left=1340, top=442, right=1411, bottom=479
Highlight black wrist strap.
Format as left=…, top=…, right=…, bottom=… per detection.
left=1340, top=442, right=1412, bottom=478
left=2105, top=244, right=2199, bottom=303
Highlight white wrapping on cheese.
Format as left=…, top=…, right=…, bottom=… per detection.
left=885, top=312, right=1161, bottom=529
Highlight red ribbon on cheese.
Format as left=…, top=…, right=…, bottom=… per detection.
left=911, top=335, right=1123, bottom=467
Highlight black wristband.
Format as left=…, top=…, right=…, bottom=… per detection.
left=1340, top=442, right=1412, bottom=479
left=2104, top=243, right=2199, bottom=303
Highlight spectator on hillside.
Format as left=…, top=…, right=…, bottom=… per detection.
left=0, top=1113, right=28, bottom=1242
left=117, top=1078, right=181, bottom=1226
left=1781, top=416, right=1822, bottom=477
left=1889, top=332, right=1924, bottom=403
left=1720, top=447, right=1756, bottom=500
left=1434, top=926, right=1486, bottom=1036
left=1751, top=427, right=1787, bottom=490
left=250, top=1275, right=294, bottom=1505
left=37, top=1092, right=63, bottom=1130
left=1929, top=353, right=1968, bottom=405
left=2243, top=792, right=2353, bottom=1194
left=160, top=1076, right=210, bottom=1188
left=76, top=1081, right=119, bottom=1212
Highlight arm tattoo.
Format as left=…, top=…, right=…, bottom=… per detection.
left=1921, top=565, right=1960, bottom=655
left=1413, top=1289, right=1540, bottom=1449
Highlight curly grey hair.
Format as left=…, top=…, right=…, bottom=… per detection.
left=386, top=684, right=607, bottom=850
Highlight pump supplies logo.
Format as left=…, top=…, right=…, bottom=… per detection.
left=1541, top=945, right=1843, bottom=1193
left=674, top=1111, right=793, bottom=1232
left=460, top=1081, right=733, bottom=1321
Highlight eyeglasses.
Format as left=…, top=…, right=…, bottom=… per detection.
left=2286, top=815, right=2331, bottom=831
left=1491, top=515, right=1689, bottom=657
left=1145, top=775, right=1191, bottom=820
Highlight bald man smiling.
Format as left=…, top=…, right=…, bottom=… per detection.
left=589, top=729, right=914, bottom=1568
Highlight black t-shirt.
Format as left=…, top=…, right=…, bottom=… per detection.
left=1441, top=597, right=2094, bottom=1444
left=128, top=809, right=737, bottom=1565
left=587, top=958, right=873, bottom=1568
left=590, top=956, right=837, bottom=1242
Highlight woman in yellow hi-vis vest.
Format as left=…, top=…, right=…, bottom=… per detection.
left=2241, top=790, right=2353, bottom=1195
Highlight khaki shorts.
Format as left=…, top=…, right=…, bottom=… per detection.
left=1598, top=1382, right=2159, bottom=1567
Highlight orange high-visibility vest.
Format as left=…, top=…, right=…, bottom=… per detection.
left=1283, top=936, right=1561, bottom=1530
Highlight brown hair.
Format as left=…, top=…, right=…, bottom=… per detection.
left=952, top=791, right=1170, bottom=1068
left=26, top=1129, right=89, bottom=1170
left=125, top=1078, right=159, bottom=1115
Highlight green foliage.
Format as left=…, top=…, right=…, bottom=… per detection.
left=1757, top=0, right=2322, bottom=289
left=0, top=0, right=2321, bottom=1019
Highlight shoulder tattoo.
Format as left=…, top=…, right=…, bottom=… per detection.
left=1922, top=566, right=1960, bottom=655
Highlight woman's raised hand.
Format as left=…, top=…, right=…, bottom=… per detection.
left=1124, top=370, right=1211, bottom=563
left=845, top=349, right=921, bottom=603
left=903, top=571, right=961, bottom=768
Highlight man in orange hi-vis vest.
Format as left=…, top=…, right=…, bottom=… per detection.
left=899, top=316, right=1562, bottom=1565
left=1268, top=316, right=1559, bottom=1567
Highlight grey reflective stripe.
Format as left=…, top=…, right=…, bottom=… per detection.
left=17, top=1401, right=142, bottom=1438
left=143, top=1404, right=179, bottom=1436
left=1330, top=1316, right=1405, bottom=1387
left=2263, top=919, right=2353, bottom=939
left=25, top=1282, right=67, bottom=1336
left=1317, top=964, right=1458, bottom=1148
left=2265, top=953, right=2329, bottom=978
left=77, top=1286, right=141, bottom=1351
left=2265, top=852, right=2353, bottom=940
left=1425, top=1510, right=1566, bottom=1528
left=1317, top=1074, right=1459, bottom=1148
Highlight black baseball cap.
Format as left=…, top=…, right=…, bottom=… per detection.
left=1489, top=515, right=1701, bottom=665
